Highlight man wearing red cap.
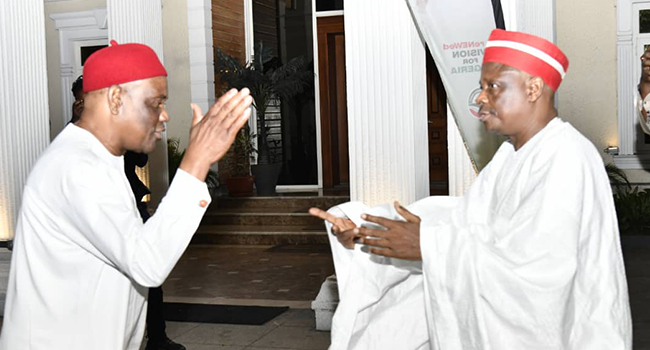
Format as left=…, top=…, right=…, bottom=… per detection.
left=311, top=29, right=632, bottom=349
left=0, top=41, right=253, bottom=350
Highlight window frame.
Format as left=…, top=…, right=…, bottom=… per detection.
left=615, top=0, right=650, bottom=168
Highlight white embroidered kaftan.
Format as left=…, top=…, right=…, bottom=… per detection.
left=0, top=125, right=211, bottom=350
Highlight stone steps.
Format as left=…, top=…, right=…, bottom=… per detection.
left=192, top=225, right=329, bottom=245
left=210, top=196, right=349, bottom=212
left=194, top=195, right=349, bottom=245
left=201, top=211, right=323, bottom=226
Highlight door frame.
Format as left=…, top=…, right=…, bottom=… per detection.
left=309, top=7, right=345, bottom=191
left=242, top=0, right=341, bottom=191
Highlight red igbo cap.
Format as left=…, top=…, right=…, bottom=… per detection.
left=83, top=40, right=167, bottom=92
left=483, top=29, right=569, bottom=91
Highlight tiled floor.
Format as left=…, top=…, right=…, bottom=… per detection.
left=162, top=245, right=335, bottom=308
left=2, top=236, right=650, bottom=349
left=162, top=238, right=650, bottom=349
left=157, top=244, right=335, bottom=350
left=162, top=309, right=330, bottom=350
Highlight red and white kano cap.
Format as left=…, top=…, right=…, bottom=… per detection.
left=483, top=29, right=569, bottom=91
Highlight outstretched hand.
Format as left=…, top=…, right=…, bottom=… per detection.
left=309, top=207, right=358, bottom=249
left=356, top=201, right=422, bottom=261
left=180, top=88, right=253, bottom=181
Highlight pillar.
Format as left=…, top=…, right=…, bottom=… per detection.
left=0, top=0, right=51, bottom=314
left=344, top=0, right=429, bottom=206
left=187, top=0, right=216, bottom=114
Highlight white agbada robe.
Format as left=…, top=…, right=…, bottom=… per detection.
left=326, top=118, right=632, bottom=350
left=0, top=125, right=211, bottom=350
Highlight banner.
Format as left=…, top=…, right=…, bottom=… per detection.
left=407, top=0, right=505, bottom=171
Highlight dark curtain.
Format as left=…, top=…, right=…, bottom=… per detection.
left=491, top=0, right=506, bottom=30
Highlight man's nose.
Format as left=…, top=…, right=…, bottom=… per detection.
left=476, top=89, right=488, bottom=105
left=160, top=109, right=170, bottom=123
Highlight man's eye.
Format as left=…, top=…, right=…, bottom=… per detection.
left=489, top=83, right=498, bottom=89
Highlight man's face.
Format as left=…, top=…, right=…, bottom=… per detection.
left=641, top=48, right=650, bottom=83
left=476, top=62, right=531, bottom=138
left=71, top=90, right=85, bottom=123
left=119, top=76, right=169, bottom=154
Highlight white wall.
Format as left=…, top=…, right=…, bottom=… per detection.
left=162, top=0, right=193, bottom=150
left=45, top=0, right=107, bottom=140
left=556, top=0, right=650, bottom=182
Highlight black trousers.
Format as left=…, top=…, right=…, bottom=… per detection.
left=147, top=286, right=167, bottom=341
left=137, top=201, right=167, bottom=342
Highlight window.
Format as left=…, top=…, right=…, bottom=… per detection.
left=316, top=0, right=343, bottom=12
left=614, top=0, right=650, bottom=168
left=634, top=6, right=650, bottom=153
left=641, top=9, right=650, bottom=33
left=80, top=45, right=107, bottom=66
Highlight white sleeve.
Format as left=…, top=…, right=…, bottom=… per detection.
left=62, top=167, right=210, bottom=287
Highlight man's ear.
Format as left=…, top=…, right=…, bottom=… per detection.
left=526, top=76, right=544, bottom=102
left=107, top=85, right=124, bottom=115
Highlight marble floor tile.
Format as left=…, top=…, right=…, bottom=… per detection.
left=174, top=323, right=277, bottom=346
left=184, top=344, right=244, bottom=350
left=250, top=326, right=330, bottom=350
left=163, top=245, right=335, bottom=303
left=165, top=321, right=203, bottom=339
left=270, top=309, right=317, bottom=328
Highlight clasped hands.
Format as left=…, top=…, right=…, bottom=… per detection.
left=309, top=201, right=422, bottom=261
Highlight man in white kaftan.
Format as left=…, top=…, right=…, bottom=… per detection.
left=638, top=47, right=650, bottom=134
left=311, top=29, right=632, bottom=350
left=0, top=41, right=253, bottom=350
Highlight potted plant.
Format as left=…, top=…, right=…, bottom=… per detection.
left=606, top=163, right=650, bottom=253
left=214, top=42, right=312, bottom=195
left=168, top=138, right=219, bottom=191
left=222, top=124, right=257, bottom=196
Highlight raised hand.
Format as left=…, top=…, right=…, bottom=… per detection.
left=309, top=207, right=358, bottom=249
left=356, top=201, right=423, bottom=261
left=180, top=88, right=253, bottom=181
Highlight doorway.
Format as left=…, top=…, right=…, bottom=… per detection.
left=314, top=22, right=448, bottom=194
left=426, top=47, right=449, bottom=195
left=317, top=15, right=349, bottom=189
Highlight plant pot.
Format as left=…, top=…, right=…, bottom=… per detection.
left=225, top=175, right=255, bottom=197
left=251, top=163, right=282, bottom=196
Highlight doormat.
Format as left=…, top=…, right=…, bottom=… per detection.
left=163, top=302, right=289, bottom=325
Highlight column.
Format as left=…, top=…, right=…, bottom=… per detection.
left=187, top=0, right=216, bottom=114
left=344, top=0, right=429, bottom=206
left=0, top=0, right=51, bottom=314
left=0, top=0, right=50, bottom=240
left=107, top=0, right=169, bottom=206
left=617, top=0, right=636, bottom=156
left=513, top=0, right=556, bottom=42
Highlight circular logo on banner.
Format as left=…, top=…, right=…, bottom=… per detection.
left=468, top=87, right=482, bottom=118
